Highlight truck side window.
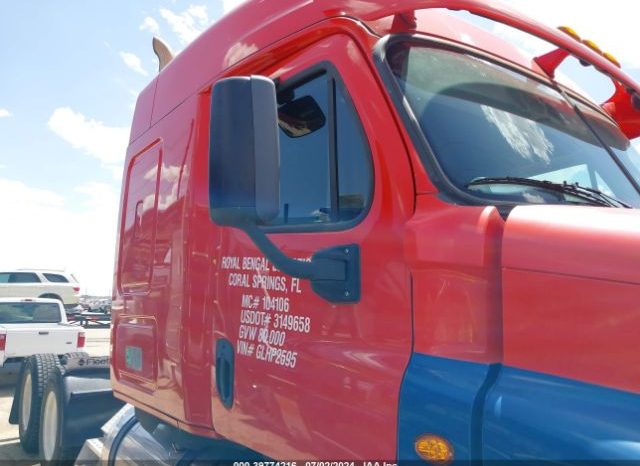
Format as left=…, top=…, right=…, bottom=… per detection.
left=275, top=75, right=331, bottom=225
left=120, top=146, right=161, bottom=292
left=335, top=82, right=371, bottom=221
left=270, top=70, right=371, bottom=227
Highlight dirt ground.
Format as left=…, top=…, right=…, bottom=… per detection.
left=0, top=327, right=111, bottom=463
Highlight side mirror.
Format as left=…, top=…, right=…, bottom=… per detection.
left=209, top=76, right=280, bottom=227
left=208, top=76, right=360, bottom=304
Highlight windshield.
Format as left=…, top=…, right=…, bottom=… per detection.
left=386, top=42, right=640, bottom=207
left=0, top=303, right=61, bottom=324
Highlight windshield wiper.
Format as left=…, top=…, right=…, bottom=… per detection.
left=466, top=176, right=631, bottom=208
left=571, top=183, right=632, bottom=208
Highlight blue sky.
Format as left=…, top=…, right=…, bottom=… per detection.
left=0, top=1, right=638, bottom=294
left=0, top=1, right=242, bottom=294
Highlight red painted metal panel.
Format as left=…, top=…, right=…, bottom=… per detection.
left=113, top=317, right=157, bottom=389
left=205, top=33, right=414, bottom=459
left=114, top=0, right=640, bottom=454
left=179, top=91, right=219, bottom=429
left=406, top=195, right=504, bottom=364
left=503, top=205, right=640, bottom=394
left=503, top=269, right=640, bottom=395
left=604, top=82, right=640, bottom=139
left=129, top=80, right=157, bottom=143
left=151, top=0, right=640, bottom=130
left=504, top=205, right=640, bottom=285
left=112, top=97, right=198, bottom=426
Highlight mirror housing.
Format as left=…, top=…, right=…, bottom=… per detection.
left=208, top=75, right=361, bottom=304
left=209, top=76, right=280, bottom=226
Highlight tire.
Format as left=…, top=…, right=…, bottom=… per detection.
left=17, top=354, right=61, bottom=453
left=39, top=370, right=77, bottom=465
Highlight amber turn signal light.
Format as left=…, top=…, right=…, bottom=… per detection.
left=415, top=434, right=454, bottom=464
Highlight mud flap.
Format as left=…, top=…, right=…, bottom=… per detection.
left=8, top=361, right=25, bottom=424
left=54, top=368, right=124, bottom=451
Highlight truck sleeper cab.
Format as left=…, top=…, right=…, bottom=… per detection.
left=106, top=0, right=640, bottom=463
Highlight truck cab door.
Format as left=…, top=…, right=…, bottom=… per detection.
left=211, top=33, right=415, bottom=459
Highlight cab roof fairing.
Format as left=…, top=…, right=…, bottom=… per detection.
left=130, top=0, right=640, bottom=141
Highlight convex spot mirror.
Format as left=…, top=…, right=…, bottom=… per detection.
left=209, top=75, right=280, bottom=227
left=278, top=95, right=326, bottom=138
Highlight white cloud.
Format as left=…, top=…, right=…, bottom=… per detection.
left=0, top=179, right=120, bottom=295
left=187, top=4, right=208, bottom=23
left=159, top=5, right=210, bottom=45
left=140, top=16, right=160, bottom=35
left=222, top=0, right=246, bottom=14
left=0, top=108, right=12, bottom=118
left=74, top=181, right=120, bottom=213
left=119, top=51, right=148, bottom=76
left=506, top=1, right=640, bottom=69
left=0, top=179, right=64, bottom=208
left=47, top=107, right=128, bottom=177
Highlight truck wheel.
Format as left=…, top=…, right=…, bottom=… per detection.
left=39, top=371, right=76, bottom=465
left=39, top=366, right=121, bottom=465
left=18, top=354, right=60, bottom=453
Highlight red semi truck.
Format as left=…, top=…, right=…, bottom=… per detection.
left=9, top=0, right=640, bottom=464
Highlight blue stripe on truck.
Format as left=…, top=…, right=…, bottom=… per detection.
left=397, top=353, right=496, bottom=461
left=482, top=366, right=640, bottom=461
left=398, top=354, right=640, bottom=462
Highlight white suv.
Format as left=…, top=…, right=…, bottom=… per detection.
left=0, top=270, right=80, bottom=310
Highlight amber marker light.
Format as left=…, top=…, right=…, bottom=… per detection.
left=583, top=39, right=603, bottom=55
left=603, top=52, right=621, bottom=68
left=558, top=25, right=581, bottom=41
left=415, top=434, right=454, bottom=464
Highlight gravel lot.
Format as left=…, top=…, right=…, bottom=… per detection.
left=0, top=327, right=111, bottom=463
